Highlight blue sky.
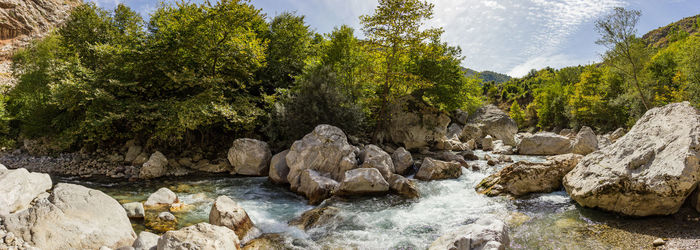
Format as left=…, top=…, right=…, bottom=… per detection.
left=91, top=0, right=699, bottom=77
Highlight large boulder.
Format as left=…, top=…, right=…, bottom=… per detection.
left=156, top=223, right=240, bottom=250
left=1, top=183, right=136, bottom=249
left=466, top=105, right=518, bottom=146
left=144, top=188, right=179, bottom=207
left=359, top=144, right=395, bottom=179
left=335, top=168, right=390, bottom=196
left=391, top=147, right=413, bottom=175
left=286, top=125, right=357, bottom=195
left=228, top=138, right=272, bottom=176
left=380, top=95, right=451, bottom=150
left=139, top=151, right=169, bottom=179
left=429, top=216, right=509, bottom=250
left=564, top=102, right=700, bottom=216
left=476, top=154, right=583, bottom=197
left=297, top=169, right=339, bottom=205
left=517, top=133, right=572, bottom=155
left=0, top=168, right=52, bottom=215
left=571, top=126, right=598, bottom=155
left=415, top=157, right=462, bottom=181
left=209, top=196, right=261, bottom=245
left=268, top=150, right=290, bottom=185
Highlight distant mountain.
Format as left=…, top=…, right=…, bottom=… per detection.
left=463, top=68, right=511, bottom=84
left=642, top=14, right=700, bottom=48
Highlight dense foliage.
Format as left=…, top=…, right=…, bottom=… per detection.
left=3, top=0, right=483, bottom=152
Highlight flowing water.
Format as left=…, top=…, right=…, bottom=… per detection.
left=57, top=151, right=700, bottom=249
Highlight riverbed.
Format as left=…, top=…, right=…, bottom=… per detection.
left=57, top=151, right=700, bottom=249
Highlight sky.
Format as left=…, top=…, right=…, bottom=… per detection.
left=91, top=0, right=699, bottom=77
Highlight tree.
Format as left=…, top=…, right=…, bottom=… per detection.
left=259, top=12, right=313, bottom=92
left=595, top=7, right=651, bottom=110
left=360, top=0, right=441, bottom=140
left=509, top=101, right=525, bottom=129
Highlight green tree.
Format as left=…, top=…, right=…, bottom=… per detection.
left=360, top=0, right=441, bottom=140
left=509, top=101, right=525, bottom=129
left=259, top=12, right=313, bottom=91
left=595, top=7, right=651, bottom=110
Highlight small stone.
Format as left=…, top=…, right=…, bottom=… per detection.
left=652, top=238, right=665, bottom=247
left=158, top=212, right=176, bottom=222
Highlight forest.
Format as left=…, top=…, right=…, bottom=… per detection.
left=0, top=0, right=698, bottom=154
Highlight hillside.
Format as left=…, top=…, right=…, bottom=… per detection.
left=642, top=14, right=700, bottom=48
left=463, top=68, right=511, bottom=83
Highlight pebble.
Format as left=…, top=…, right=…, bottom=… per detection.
left=653, top=238, right=666, bottom=247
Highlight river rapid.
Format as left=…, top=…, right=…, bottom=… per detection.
left=58, top=150, right=699, bottom=249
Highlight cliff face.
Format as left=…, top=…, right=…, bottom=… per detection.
left=0, top=0, right=81, bottom=86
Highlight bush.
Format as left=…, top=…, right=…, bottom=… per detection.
left=265, top=66, right=367, bottom=150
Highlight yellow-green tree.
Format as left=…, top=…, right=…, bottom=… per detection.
left=509, top=101, right=525, bottom=129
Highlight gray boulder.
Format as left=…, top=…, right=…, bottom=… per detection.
left=359, top=144, right=395, bottom=179
left=388, top=174, right=420, bottom=199
left=564, top=102, right=700, bottom=216
left=380, top=95, right=451, bottom=150
left=139, top=152, right=168, bottom=179
left=467, top=105, right=518, bottom=146
left=517, top=133, right=572, bottom=155
left=391, top=147, right=413, bottom=175
left=268, top=150, right=290, bottom=185
left=416, top=158, right=462, bottom=181
left=122, top=202, right=145, bottom=219
left=132, top=231, right=159, bottom=250
left=335, top=168, right=390, bottom=196
left=1, top=183, right=136, bottom=249
left=0, top=168, right=52, bottom=215
left=156, top=223, right=240, bottom=250
left=228, top=138, right=272, bottom=176
left=209, top=196, right=261, bottom=245
left=571, top=126, right=598, bottom=155
left=297, top=169, right=339, bottom=205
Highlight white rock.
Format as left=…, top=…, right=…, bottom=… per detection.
left=564, top=102, right=700, bottom=216
left=336, top=168, right=390, bottom=196
left=296, top=169, right=339, bottom=205
left=268, top=150, right=290, bottom=184
left=0, top=168, right=52, bottom=215
left=1, top=183, right=136, bottom=249
left=359, top=144, right=395, bottom=179
left=429, top=216, right=509, bottom=250
left=228, top=138, right=272, bottom=176
left=122, top=202, right=145, bottom=219
left=416, top=158, right=462, bottom=181
left=391, top=147, right=413, bottom=175
left=139, top=152, right=168, bottom=179
left=132, top=231, right=159, bottom=250
left=144, top=188, right=178, bottom=207
left=156, top=223, right=240, bottom=250
left=517, top=132, right=572, bottom=155
left=571, top=126, right=598, bottom=155
left=209, top=196, right=261, bottom=245
left=157, top=212, right=176, bottom=222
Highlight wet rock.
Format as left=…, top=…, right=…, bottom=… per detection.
left=391, top=147, right=413, bottom=175
left=132, top=231, right=158, bottom=250
left=1, top=183, right=136, bottom=249
left=144, top=188, right=179, bottom=207
left=145, top=212, right=177, bottom=233
left=156, top=223, right=240, bottom=250
left=571, top=126, right=598, bottom=155
left=228, top=138, right=272, bottom=176
left=241, top=234, right=289, bottom=250
left=336, top=168, right=390, bottom=196
left=289, top=206, right=341, bottom=230
left=209, top=196, right=261, bottom=245
left=476, top=154, right=583, bottom=197
left=429, top=216, right=509, bottom=250
left=359, top=144, right=395, bottom=179
left=388, top=174, right=420, bottom=199
left=286, top=125, right=357, bottom=199
left=518, top=133, right=572, bottom=155
left=122, top=202, right=145, bottom=219
left=467, top=104, right=518, bottom=146
left=564, top=102, right=700, bottom=216
left=380, top=95, right=451, bottom=150
left=268, top=150, right=290, bottom=185
left=158, top=212, right=176, bottom=222
left=482, top=135, right=493, bottom=151
left=297, top=169, right=339, bottom=205
left=139, top=152, right=168, bottom=179
left=0, top=168, right=52, bottom=215
left=415, top=157, right=462, bottom=181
